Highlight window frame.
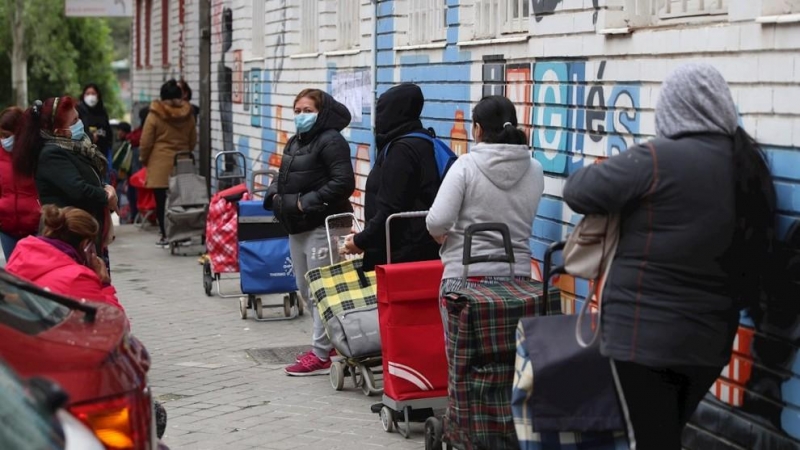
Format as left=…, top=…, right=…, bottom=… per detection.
left=407, top=0, right=448, bottom=46
left=337, top=0, right=361, bottom=49
left=161, top=0, right=169, bottom=67
left=299, top=0, right=319, bottom=53
left=474, top=0, right=529, bottom=40
left=252, top=0, right=265, bottom=57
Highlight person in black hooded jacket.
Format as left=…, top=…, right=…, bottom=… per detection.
left=341, top=83, right=441, bottom=271
left=263, top=88, right=355, bottom=377
left=77, top=84, right=113, bottom=179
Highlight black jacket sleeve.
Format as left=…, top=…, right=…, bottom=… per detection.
left=563, top=143, right=657, bottom=214
left=296, top=132, right=355, bottom=214
left=353, top=141, right=419, bottom=251
left=262, top=179, right=278, bottom=210
left=37, top=148, right=108, bottom=206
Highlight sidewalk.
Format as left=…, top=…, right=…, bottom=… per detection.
left=111, top=225, right=425, bottom=450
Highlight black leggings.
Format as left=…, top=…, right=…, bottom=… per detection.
left=612, top=360, right=722, bottom=450
left=154, top=188, right=168, bottom=238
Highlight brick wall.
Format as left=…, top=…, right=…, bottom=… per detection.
left=134, top=1, right=800, bottom=447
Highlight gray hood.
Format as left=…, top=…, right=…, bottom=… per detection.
left=469, top=143, right=533, bottom=190
left=655, top=63, right=738, bottom=139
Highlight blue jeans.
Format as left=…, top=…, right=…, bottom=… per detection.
left=0, top=232, right=20, bottom=261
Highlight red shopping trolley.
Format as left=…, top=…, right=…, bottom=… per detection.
left=128, top=167, right=157, bottom=227
left=372, top=211, right=449, bottom=438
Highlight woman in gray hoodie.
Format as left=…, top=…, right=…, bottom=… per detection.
left=563, top=63, right=776, bottom=449
left=426, top=96, right=544, bottom=332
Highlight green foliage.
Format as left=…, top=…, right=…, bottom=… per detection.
left=0, top=0, right=125, bottom=118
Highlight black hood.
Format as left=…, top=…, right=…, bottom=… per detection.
left=375, top=83, right=424, bottom=150
left=300, top=92, right=352, bottom=143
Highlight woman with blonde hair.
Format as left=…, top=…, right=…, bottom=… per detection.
left=6, top=204, right=123, bottom=311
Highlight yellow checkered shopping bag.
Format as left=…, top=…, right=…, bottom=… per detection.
left=305, top=258, right=378, bottom=326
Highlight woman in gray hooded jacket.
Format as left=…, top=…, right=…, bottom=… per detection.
left=563, top=63, right=776, bottom=449
left=427, top=96, right=544, bottom=333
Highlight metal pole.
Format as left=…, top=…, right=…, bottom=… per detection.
left=199, top=0, right=212, bottom=195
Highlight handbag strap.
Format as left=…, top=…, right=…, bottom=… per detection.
left=575, top=142, right=658, bottom=348
left=575, top=217, right=615, bottom=348
left=356, top=267, right=370, bottom=288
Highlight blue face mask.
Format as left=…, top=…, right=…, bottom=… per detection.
left=1, top=136, right=13, bottom=152
left=294, top=113, right=318, bottom=134
left=70, top=120, right=86, bottom=141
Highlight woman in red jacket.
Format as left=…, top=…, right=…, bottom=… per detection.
left=0, top=107, right=40, bottom=260
left=6, top=204, right=123, bottom=311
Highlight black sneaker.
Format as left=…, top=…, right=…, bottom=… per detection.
left=155, top=237, right=169, bottom=248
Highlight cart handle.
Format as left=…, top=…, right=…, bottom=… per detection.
left=250, top=169, right=277, bottom=195
left=173, top=151, right=195, bottom=166
left=384, top=211, right=429, bottom=265
left=325, top=212, right=362, bottom=265
left=214, top=151, right=248, bottom=181
left=462, top=223, right=515, bottom=282
left=542, top=241, right=567, bottom=305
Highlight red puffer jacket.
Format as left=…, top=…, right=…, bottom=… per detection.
left=6, top=236, right=124, bottom=312
left=0, top=148, right=40, bottom=238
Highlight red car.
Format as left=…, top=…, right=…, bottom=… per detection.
left=0, top=269, right=156, bottom=450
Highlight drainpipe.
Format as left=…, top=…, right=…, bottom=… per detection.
left=371, top=0, right=378, bottom=133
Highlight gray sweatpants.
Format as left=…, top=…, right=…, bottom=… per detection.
left=289, top=225, right=348, bottom=360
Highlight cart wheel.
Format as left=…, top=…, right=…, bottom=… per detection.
left=380, top=406, right=395, bottom=433
left=330, top=362, right=345, bottom=391
left=170, top=243, right=177, bottom=255
left=424, top=417, right=443, bottom=450
left=283, top=295, right=292, bottom=317
left=239, top=297, right=248, bottom=319
left=253, top=296, right=263, bottom=319
left=361, top=366, right=376, bottom=397
left=202, top=261, right=213, bottom=296
left=293, top=292, right=304, bottom=316
left=351, top=364, right=362, bottom=388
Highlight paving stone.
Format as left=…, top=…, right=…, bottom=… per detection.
left=110, top=225, right=426, bottom=449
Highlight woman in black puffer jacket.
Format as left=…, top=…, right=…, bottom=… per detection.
left=263, top=88, right=355, bottom=377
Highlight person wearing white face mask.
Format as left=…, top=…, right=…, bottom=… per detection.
left=0, top=107, right=40, bottom=260
left=13, top=96, right=117, bottom=257
left=77, top=84, right=114, bottom=179
left=263, top=88, right=356, bottom=377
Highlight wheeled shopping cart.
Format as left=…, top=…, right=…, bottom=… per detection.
left=371, top=211, right=449, bottom=438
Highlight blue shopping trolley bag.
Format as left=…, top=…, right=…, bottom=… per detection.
left=238, top=200, right=298, bottom=295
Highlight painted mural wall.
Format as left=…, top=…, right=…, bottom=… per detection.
left=133, top=1, right=800, bottom=448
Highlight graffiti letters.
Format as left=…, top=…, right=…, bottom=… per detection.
left=532, top=0, right=563, bottom=22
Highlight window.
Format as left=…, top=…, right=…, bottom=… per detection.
left=474, top=0, right=528, bottom=39
left=145, top=0, right=152, bottom=66
left=0, top=281, right=70, bottom=335
left=611, top=0, right=729, bottom=29
left=252, top=0, right=265, bottom=57
left=655, top=0, right=727, bottom=20
left=135, top=0, right=142, bottom=68
left=300, top=0, right=318, bottom=53
left=161, top=0, right=169, bottom=66
left=408, top=0, right=447, bottom=45
left=338, top=0, right=361, bottom=49
left=474, top=0, right=500, bottom=39
left=503, top=0, right=529, bottom=33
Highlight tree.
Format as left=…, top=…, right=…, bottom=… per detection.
left=8, top=0, right=26, bottom=107
left=0, top=0, right=124, bottom=117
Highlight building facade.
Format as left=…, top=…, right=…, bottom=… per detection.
left=133, top=1, right=800, bottom=447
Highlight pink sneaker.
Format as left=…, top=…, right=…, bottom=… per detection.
left=295, top=348, right=337, bottom=363
left=285, top=352, right=331, bottom=376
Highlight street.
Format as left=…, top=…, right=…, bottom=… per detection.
left=113, top=224, right=424, bottom=450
